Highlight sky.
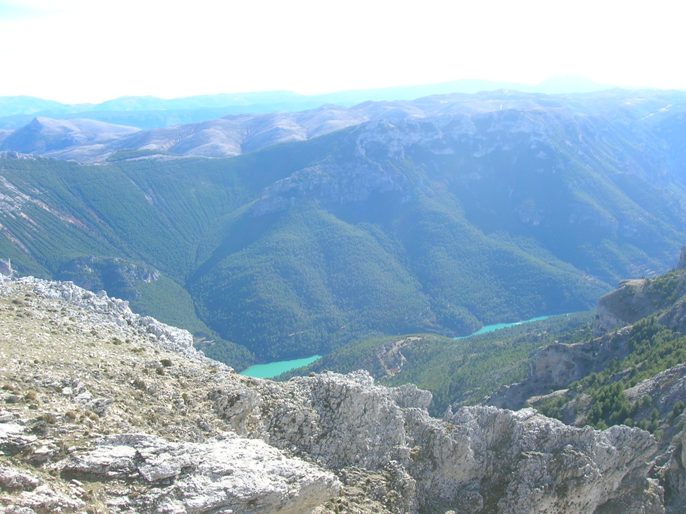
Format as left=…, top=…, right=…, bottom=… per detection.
left=0, top=0, right=684, bottom=103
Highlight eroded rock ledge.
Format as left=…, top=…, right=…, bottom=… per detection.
left=0, top=275, right=667, bottom=513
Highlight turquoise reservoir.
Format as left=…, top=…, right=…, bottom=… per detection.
left=455, top=315, right=551, bottom=340
left=240, top=355, right=322, bottom=379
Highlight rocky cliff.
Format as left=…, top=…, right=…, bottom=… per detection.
left=489, top=266, right=686, bottom=410
left=487, top=327, right=634, bottom=409
left=625, top=364, right=686, bottom=510
left=485, top=254, right=686, bottom=513
left=594, top=268, right=686, bottom=336
left=0, top=275, right=669, bottom=512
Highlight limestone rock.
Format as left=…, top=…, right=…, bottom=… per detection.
left=487, top=329, right=633, bottom=410
left=0, top=274, right=673, bottom=513
left=63, top=433, right=340, bottom=513
left=260, top=371, right=413, bottom=470
left=624, top=364, right=686, bottom=512
left=0, top=423, right=36, bottom=456
left=625, top=363, right=686, bottom=417
left=214, top=370, right=661, bottom=513
left=663, top=429, right=686, bottom=513
left=1, top=483, right=85, bottom=513
left=0, top=465, right=40, bottom=491
left=593, top=271, right=686, bottom=336
left=432, top=407, right=660, bottom=513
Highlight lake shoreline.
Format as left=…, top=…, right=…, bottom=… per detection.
left=240, top=354, right=322, bottom=378
left=454, top=315, right=553, bottom=340
left=240, top=313, right=567, bottom=378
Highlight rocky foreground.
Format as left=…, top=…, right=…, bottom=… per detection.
left=0, top=275, right=672, bottom=513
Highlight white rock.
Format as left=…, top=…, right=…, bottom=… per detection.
left=9, top=484, right=85, bottom=512
left=63, top=432, right=340, bottom=513
left=216, top=371, right=661, bottom=513
left=0, top=464, right=40, bottom=490
left=0, top=423, right=36, bottom=455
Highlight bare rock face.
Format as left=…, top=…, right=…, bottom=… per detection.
left=435, top=407, right=661, bottom=513
left=593, top=270, right=686, bottom=336
left=0, top=422, right=37, bottom=456
left=594, top=279, right=652, bottom=335
left=656, top=296, right=686, bottom=334
left=624, top=364, right=686, bottom=512
left=0, top=465, right=40, bottom=491
left=0, top=275, right=671, bottom=513
left=62, top=433, right=340, bottom=513
left=2, top=484, right=86, bottom=513
left=625, top=364, right=686, bottom=418
left=209, top=369, right=662, bottom=513
left=487, top=329, right=633, bottom=410
left=663, top=429, right=686, bottom=514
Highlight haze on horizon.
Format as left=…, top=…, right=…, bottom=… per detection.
left=0, top=0, right=683, bottom=104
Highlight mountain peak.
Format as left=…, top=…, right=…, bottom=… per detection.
left=0, top=116, right=139, bottom=155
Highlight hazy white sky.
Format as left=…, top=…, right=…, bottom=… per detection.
left=0, top=0, right=684, bottom=103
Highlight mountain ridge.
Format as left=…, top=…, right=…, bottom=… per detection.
left=1, top=90, right=686, bottom=362
left=0, top=76, right=615, bottom=129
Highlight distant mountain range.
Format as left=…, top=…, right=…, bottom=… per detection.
left=1, top=89, right=685, bottom=365
left=0, top=83, right=639, bottom=164
left=0, top=76, right=612, bottom=129
left=0, top=117, right=139, bottom=159
left=0, top=107, right=371, bottom=162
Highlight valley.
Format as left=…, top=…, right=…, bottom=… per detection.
left=2, top=89, right=686, bottom=369
left=4, top=1, right=686, bottom=511
left=242, top=314, right=562, bottom=379
left=2, top=88, right=686, bottom=512
left=453, top=314, right=553, bottom=339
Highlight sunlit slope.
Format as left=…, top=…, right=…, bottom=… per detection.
left=1, top=91, right=686, bottom=360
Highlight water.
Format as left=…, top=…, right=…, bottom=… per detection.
left=454, top=315, right=551, bottom=340
left=241, top=315, right=555, bottom=376
left=240, top=354, right=322, bottom=378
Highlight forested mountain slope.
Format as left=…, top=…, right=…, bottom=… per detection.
left=1, top=90, right=686, bottom=362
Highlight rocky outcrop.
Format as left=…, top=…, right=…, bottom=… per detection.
left=623, top=364, right=686, bottom=512
left=490, top=264, right=686, bottom=412
left=62, top=433, right=339, bottom=513
left=1, top=484, right=85, bottom=513
left=0, top=275, right=671, bottom=512
left=656, top=296, right=686, bottom=334
left=208, top=370, right=661, bottom=513
left=593, top=270, right=686, bottom=336
left=487, top=255, right=686, bottom=512
left=625, top=364, right=686, bottom=418
left=375, top=336, right=422, bottom=377
left=437, top=407, right=662, bottom=514
left=594, top=279, right=652, bottom=335
left=0, top=463, right=85, bottom=513
left=662, top=428, right=686, bottom=513
left=487, top=328, right=633, bottom=409
left=0, top=465, right=41, bottom=491
left=1, top=275, right=202, bottom=359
